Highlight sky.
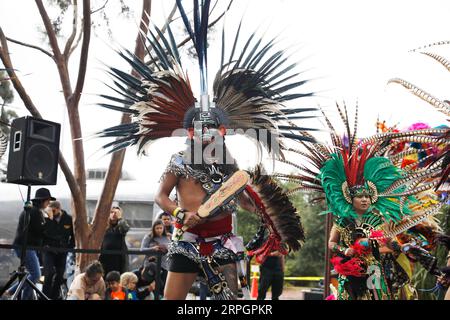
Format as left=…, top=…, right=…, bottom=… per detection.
left=1, top=0, right=450, bottom=195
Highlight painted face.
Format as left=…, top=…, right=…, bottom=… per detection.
left=192, top=124, right=219, bottom=145
left=352, top=194, right=371, bottom=213
left=154, top=224, right=164, bottom=237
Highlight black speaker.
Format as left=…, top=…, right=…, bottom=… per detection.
left=6, top=116, right=61, bottom=185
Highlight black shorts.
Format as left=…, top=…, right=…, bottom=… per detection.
left=167, top=253, right=234, bottom=274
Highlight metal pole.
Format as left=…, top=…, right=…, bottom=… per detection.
left=323, top=212, right=333, bottom=299
left=155, top=252, right=162, bottom=300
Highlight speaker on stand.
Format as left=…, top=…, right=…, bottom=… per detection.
left=0, top=116, right=61, bottom=300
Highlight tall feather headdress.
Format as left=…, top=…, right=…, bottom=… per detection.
left=96, top=0, right=317, bottom=157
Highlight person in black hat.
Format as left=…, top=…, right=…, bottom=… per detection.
left=6, top=188, right=55, bottom=300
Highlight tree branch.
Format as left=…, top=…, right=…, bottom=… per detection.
left=158, top=2, right=177, bottom=37
left=71, top=0, right=91, bottom=109
left=35, top=0, right=63, bottom=60
left=0, top=28, right=42, bottom=117
left=0, top=27, right=81, bottom=200
left=91, top=0, right=109, bottom=15
left=5, top=36, right=54, bottom=60
left=69, top=22, right=84, bottom=57
left=63, top=0, right=79, bottom=59
left=91, top=0, right=152, bottom=240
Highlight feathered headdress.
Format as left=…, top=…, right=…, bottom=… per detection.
left=96, top=0, right=317, bottom=156
left=245, top=165, right=305, bottom=264
left=388, top=41, right=450, bottom=190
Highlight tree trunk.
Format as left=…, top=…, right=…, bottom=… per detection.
left=78, top=0, right=153, bottom=271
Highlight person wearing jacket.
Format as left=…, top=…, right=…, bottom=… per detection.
left=7, top=188, right=55, bottom=300
left=99, top=206, right=130, bottom=275
left=42, top=200, right=75, bottom=299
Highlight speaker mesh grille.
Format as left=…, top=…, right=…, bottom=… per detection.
left=25, top=144, right=55, bottom=180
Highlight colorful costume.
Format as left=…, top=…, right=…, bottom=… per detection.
left=96, top=0, right=312, bottom=299
left=275, top=104, right=443, bottom=299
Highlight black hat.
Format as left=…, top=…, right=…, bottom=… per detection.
left=32, top=188, right=56, bottom=201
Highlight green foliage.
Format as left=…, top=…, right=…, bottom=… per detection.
left=0, top=71, right=14, bottom=105
left=236, top=208, right=260, bottom=246
left=0, top=71, right=16, bottom=136
left=0, top=106, right=18, bottom=136
left=285, top=193, right=327, bottom=277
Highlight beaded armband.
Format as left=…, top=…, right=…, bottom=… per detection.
left=331, top=244, right=347, bottom=254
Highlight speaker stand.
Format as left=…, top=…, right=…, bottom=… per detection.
left=0, top=185, right=49, bottom=300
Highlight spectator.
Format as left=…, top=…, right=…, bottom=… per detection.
left=105, top=271, right=126, bottom=300
left=133, top=266, right=156, bottom=300
left=141, top=219, right=170, bottom=297
left=257, top=251, right=285, bottom=300
left=7, top=188, right=55, bottom=300
left=99, top=206, right=130, bottom=275
left=121, top=272, right=139, bottom=300
left=157, top=212, right=174, bottom=237
left=67, top=261, right=105, bottom=300
left=42, top=200, right=75, bottom=299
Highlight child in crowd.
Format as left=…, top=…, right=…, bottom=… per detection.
left=105, top=271, right=127, bottom=300
left=120, top=272, right=139, bottom=300
left=66, top=261, right=105, bottom=300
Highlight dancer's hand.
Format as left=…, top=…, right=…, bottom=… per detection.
left=437, top=275, right=450, bottom=288
left=344, top=248, right=355, bottom=257
left=183, top=211, right=201, bottom=228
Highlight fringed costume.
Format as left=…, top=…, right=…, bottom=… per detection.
left=274, top=103, right=443, bottom=300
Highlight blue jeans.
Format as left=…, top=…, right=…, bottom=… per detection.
left=8, top=249, right=41, bottom=300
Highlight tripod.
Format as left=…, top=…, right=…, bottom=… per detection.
left=0, top=185, right=49, bottom=300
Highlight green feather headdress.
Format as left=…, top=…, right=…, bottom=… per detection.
left=320, top=152, right=417, bottom=222
left=275, top=103, right=442, bottom=229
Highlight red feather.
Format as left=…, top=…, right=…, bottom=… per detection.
left=331, top=257, right=365, bottom=277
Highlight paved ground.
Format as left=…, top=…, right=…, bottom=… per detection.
left=187, top=286, right=324, bottom=300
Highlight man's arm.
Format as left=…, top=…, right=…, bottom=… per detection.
left=155, top=171, right=200, bottom=228
left=155, top=172, right=179, bottom=216
left=328, top=226, right=353, bottom=256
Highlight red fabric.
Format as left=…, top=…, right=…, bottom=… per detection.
left=174, top=222, right=183, bottom=229
left=110, top=289, right=126, bottom=300
left=199, top=242, right=214, bottom=256
left=369, top=230, right=387, bottom=245
left=187, top=215, right=232, bottom=238
left=331, top=257, right=365, bottom=277
left=351, top=241, right=371, bottom=256
left=247, top=234, right=288, bottom=264
left=244, top=185, right=287, bottom=264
